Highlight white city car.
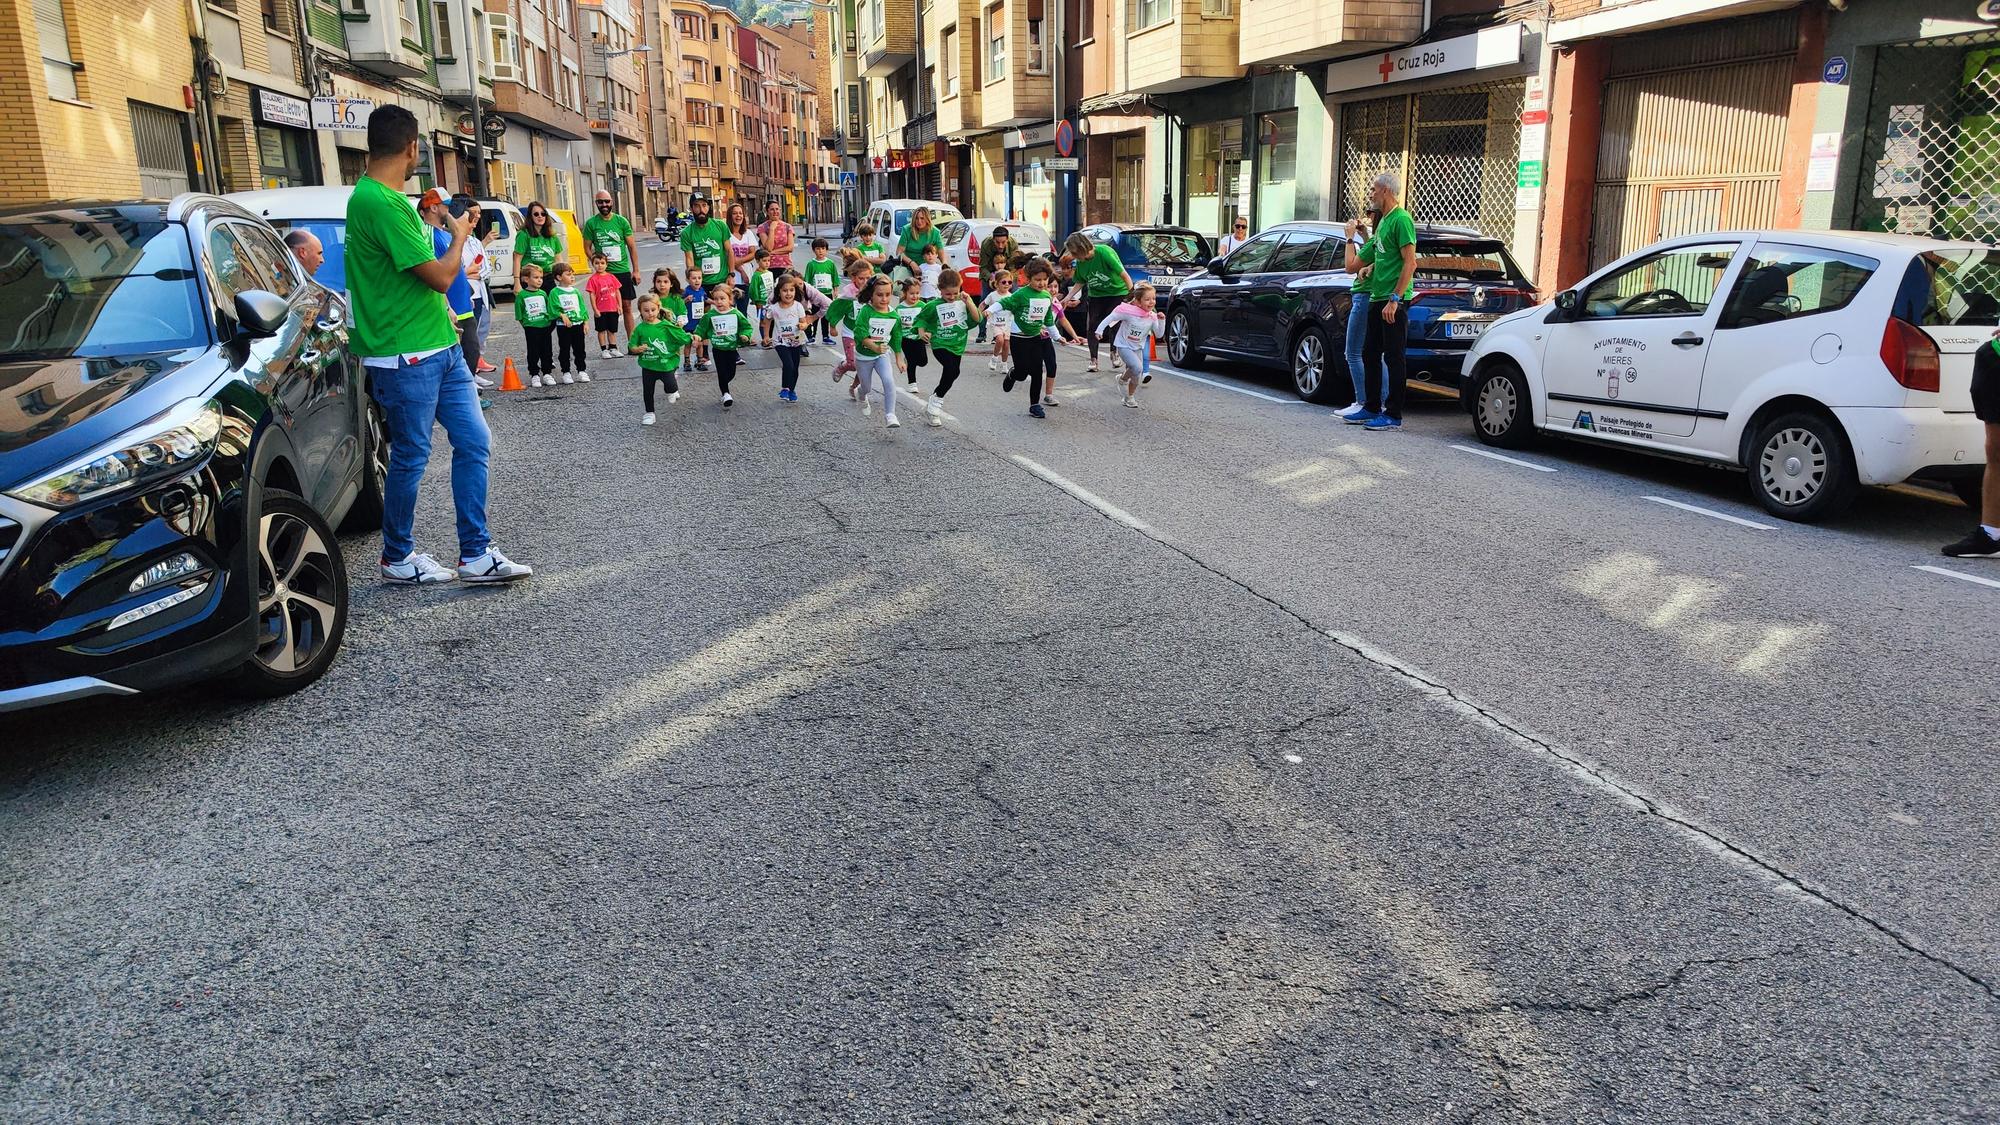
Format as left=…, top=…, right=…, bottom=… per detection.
left=1462, top=230, right=1994, bottom=521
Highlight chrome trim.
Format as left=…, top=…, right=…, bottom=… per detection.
left=0, top=676, right=139, bottom=713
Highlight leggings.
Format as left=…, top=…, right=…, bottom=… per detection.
left=856, top=351, right=898, bottom=404
left=1011, top=335, right=1057, bottom=402
left=457, top=314, right=480, bottom=374
left=901, top=337, right=929, bottom=383
left=642, top=368, right=680, bottom=411
left=1084, top=294, right=1123, bottom=362
left=1114, top=343, right=1148, bottom=379
left=714, top=348, right=740, bottom=394
left=776, top=345, right=806, bottom=391
left=524, top=325, right=554, bottom=377
left=933, top=350, right=964, bottom=398
left=1346, top=293, right=1381, bottom=405
left=1362, top=300, right=1409, bottom=420
left=557, top=325, right=587, bottom=373
left=835, top=336, right=858, bottom=377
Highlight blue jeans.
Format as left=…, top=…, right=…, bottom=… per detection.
left=473, top=296, right=492, bottom=356
left=371, top=348, right=491, bottom=564
left=1346, top=292, right=1382, bottom=406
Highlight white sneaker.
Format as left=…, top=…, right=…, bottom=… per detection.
left=599, top=347, right=611, bottom=359
left=885, top=413, right=900, bottom=428
left=642, top=411, right=656, bottom=425
left=528, top=374, right=542, bottom=388
left=987, top=357, right=998, bottom=371
left=474, top=374, right=497, bottom=390
left=861, top=398, right=872, bottom=417
left=1043, top=395, right=1059, bottom=406
left=1336, top=402, right=1366, bottom=419
left=576, top=371, right=591, bottom=383
left=1124, top=394, right=1138, bottom=408
left=458, top=546, right=532, bottom=583
left=1112, top=356, right=1125, bottom=370
left=607, top=345, right=623, bottom=358
left=561, top=372, right=575, bottom=385
left=381, top=552, right=457, bottom=585
left=722, top=392, right=734, bottom=409
left=926, top=398, right=943, bottom=425
left=668, top=391, right=680, bottom=404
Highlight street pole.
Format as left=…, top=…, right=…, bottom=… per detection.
left=462, top=0, right=483, bottom=195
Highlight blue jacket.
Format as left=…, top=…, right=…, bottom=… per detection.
left=433, top=226, right=473, bottom=318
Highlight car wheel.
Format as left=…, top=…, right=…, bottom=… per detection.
left=1167, top=308, right=1206, bottom=369
left=1289, top=327, right=1341, bottom=404
left=1950, top=476, right=1984, bottom=511
left=1471, top=363, right=1536, bottom=449
left=231, top=489, right=348, bottom=698
left=340, top=394, right=388, bottom=534
left=1748, top=411, right=1857, bottom=522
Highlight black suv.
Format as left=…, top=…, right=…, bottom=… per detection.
left=1163, top=220, right=1536, bottom=403
left=0, top=197, right=380, bottom=712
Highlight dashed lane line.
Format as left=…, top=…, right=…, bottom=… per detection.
left=1913, top=564, right=2000, bottom=590
left=1450, top=443, right=1559, bottom=473
left=1642, top=495, right=1778, bottom=530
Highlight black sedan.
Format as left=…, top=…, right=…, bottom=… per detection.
left=0, top=197, right=381, bottom=712
left=1163, top=221, right=1537, bottom=403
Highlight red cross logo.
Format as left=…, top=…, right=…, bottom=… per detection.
left=1378, top=53, right=1395, bottom=83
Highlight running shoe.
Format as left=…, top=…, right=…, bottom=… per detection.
left=1124, top=395, right=1137, bottom=408
left=1336, top=402, right=1368, bottom=419
left=722, top=392, right=734, bottom=409
left=476, top=359, right=498, bottom=373
left=458, top=547, right=533, bottom=583
left=1029, top=403, right=1046, bottom=419
left=1942, top=527, right=2000, bottom=558
left=576, top=371, right=591, bottom=383
left=381, top=552, right=456, bottom=585
left=561, top=372, right=575, bottom=385
left=1342, top=408, right=1378, bottom=425
left=474, top=374, right=497, bottom=390
left=885, top=413, right=900, bottom=428
left=861, top=398, right=872, bottom=417
left=1363, top=414, right=1402, bottom=431
left=642, top=412, right=656, bottom=426
left=1002, top=374, right=1017, bottom=393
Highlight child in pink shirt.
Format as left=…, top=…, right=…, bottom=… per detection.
left=584, top=254, right=625, bottom=358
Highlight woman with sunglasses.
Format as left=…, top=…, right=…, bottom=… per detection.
left=1218, top=216, right=1250, bottom=257
left=515, top=203, right=567, bottom=292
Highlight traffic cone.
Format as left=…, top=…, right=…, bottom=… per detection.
left=1149, top=335, right=1158, bottom=361
left=499, top=357, right=525, bottom=392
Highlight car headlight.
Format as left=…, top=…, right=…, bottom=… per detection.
left=6, top=402, right=223, bottom=509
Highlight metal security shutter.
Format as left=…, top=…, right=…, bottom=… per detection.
left=1850, top=30, right=2000, bottom=243
left=1337, top=80, right=1524, bottom=238
left=129, top=102, right=191, bottom=197
left=1588, top=10, right=1796, bottom=268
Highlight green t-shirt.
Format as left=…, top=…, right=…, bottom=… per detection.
left=849, top=304, right=906, bottom=356
left=915, top=295, right=978, bottom=355
left=696, top=308, right=753, bottom=350
left=899, top=224, right=944, bottom=268
left=680, top=218, right=732, bottom=287
left=1072, top=242, right=1132, bottom=299
left=895, top=301, right=926, bottom=336
left=630, top=319, right=692, bottom=371
left=582, top=213, right=635, bottom=274
left=804, top=257, right=841, bottom=295
left=515, top=230, right=564, bottom=273
left=552, top=285, right=586, bottom=324
left=515, top=287, right=556, bottom=328
left=344, top=176, right=456, bottom=358
left=1365, top=208, right=1416, bottom=302
left=999, top=286, right=1062, bottom=338
left=748, top=269, right=774, bottom=306
left=855, top=239, right=887, bottom=263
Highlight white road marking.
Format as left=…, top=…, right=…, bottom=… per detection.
left=1009, top=455, right=1152, bottom=532
left=1151, top=366, right=1309, bottom=404
left=1450, top=443, right=1558, bottom=473
left=1913, top=564, right=2000, bottom=590
left=1642, top=496, right=1777, bottom=530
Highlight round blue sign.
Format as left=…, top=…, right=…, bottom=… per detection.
left=1823, top=56, right=1848, bottom=85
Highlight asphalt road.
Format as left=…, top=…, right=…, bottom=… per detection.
left=3, top=239, right=1996, bottom=1121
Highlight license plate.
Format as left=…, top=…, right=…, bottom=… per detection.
left=1446, top=320, right=1490, bottom=339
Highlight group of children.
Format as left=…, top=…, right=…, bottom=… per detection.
left=512, top=234, right=1169, bottom=430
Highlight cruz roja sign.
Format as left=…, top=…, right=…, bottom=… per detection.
left=1325, top=24, right=1524, bottom=93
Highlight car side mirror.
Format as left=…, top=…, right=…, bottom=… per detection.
left=1552, top=289, right=1581, bottom=321
left=234, top=290, right=289, bottom=338
left=1208, top=257, right=1227, bottom=274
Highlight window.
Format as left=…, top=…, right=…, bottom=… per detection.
left=939, top=24, right=959, bottom=93
left=555, top=174, right=572, bottom=209
left=1580, top=243, right=1738, bottom=319
left=1222, top=231, right=1282, bottom=273
left=1200, top=0, right=1230, bottom=14
left=985, top=1, right=1004, bottom=81
left=1413, top=239, right=1526, bottom=283
left=1264, top=233, right=1326, bottom=274
left=1130, top=0, right=1170, bottom=31
left=1025, top=0, right=1045, bottom=73
left=400, top=0, right=420, bottom=43
left=34, top=0, right=79, bottom=100
left=489, top=13, right=518, bottom=80
left=1895, top=249, right=2000, bottom=327
left=713, top=64, right=722, bottom=82
left=261, top=0, right=279, bottom=32
left=430, top=0, right=455, bottom=56
left=502, top=162, right=519, bottom=202
left=682, top=56, right=703, bottom=82
left=1718, top=245, right=1878, bottom=330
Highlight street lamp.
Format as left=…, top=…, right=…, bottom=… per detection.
left=597, top=41, right=652, bottom=219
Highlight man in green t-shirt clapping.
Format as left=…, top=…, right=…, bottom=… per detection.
left=678, top=193, right=733, bottom=290
left=1352, top=172, right=1418, bottom=432
left=345, top=105, right=531, bottom=586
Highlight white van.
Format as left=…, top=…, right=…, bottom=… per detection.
left=854, top=198, right=964, bottom=262
left=228, top=186, right=524, bottom=295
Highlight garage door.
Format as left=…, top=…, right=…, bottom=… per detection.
left=128, top=101, right=191, bottom=198
left=1588, top=14, right=1796, bottom=269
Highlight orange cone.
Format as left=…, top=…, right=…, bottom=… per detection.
left=499, top=357, right=525, bottom=392
left=1149, top=335, right=1158, bottom=361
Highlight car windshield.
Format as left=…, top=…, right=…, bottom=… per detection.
left=891, top=208, right=961, bottom=234
left=266, top=218, right=347, bottom=291
left=1898, top=249, right=2000, bottom=326
left=1111, top=232, right=1208, bottom=266
left=1413, top=239, right=1523, bottom=282
left=0, top=217, right=207, bottom=359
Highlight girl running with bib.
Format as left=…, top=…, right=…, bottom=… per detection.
left=914, top=270, right=982, bottom=426
left=1095, top=283, right=1166, bottom=408
left=847, top=276, right=908, bottom=428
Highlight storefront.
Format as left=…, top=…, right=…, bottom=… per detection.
left=1004, top=122, right=1070, bottom=234
left=1328, top=23, right=1537, bottom=253
left=1810, top=0, right=2000, bottom=243
left=1161, top=69, right=1331, bottom=245
left=253, top=89, right=319, bottom=189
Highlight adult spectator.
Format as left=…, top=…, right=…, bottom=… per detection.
left=898, top=206, right=945, bottom=278
left=514, top=201, right=565, bottom=292
left=1338, top=205, right=1383, bottom=421
left=679, top=193, right=732, bottom=289
left=1061, top=232, right=1134, bottom=374
left=282, top=229, right=324, bottom=283
left=581, top=190, right=638, bottom=340
left=1353, top=173, right=1416, bottom=432
left=418, top=192, right=482, bottom=386
left=1942, top=330, right=2000, bottom=558
left=758, top=200, right=796, bottom=270
left=345, top=105, right=530, bottom=586
left=724, top=201, right=758, bottom=287
left=1217, top=216, right=1250, bottom=257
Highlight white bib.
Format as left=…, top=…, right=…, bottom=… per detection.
left=712, top=312, right=738, bottom=336
left=936, top=303, right=965, bottom=328
left=1027, top=296, right=1051, bottom=323
left=867, top=318, right=893, bottom=341
left=603, top=242, right=625, bottom=265
left=699, top=253, right=722, bottom=276
left=812, top=271, right=835, bottom=292
left=521, top=293, right=547, bottom=318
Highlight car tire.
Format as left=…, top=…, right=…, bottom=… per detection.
left=340, top=393, right=388, bottom=534
left=1166, top=307, right=1206, bottom=369
left=1470, top=363, right=1536, bottom=449
left=1747, top=410, right=1858, bottom=522
left=1289, top=327, right=1342, bottom=405
left=1950, top=476, right=1984, bottom=512
left=230, top=488, right=349, bottom=698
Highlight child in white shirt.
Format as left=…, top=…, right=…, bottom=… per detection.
left=981, top=271, right=1017, bottom=373
left=918, top=244, right=945, bottom=300
left=1094, top=283, right=1166, bottom=408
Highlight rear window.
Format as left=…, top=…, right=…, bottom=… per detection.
left=267, top=218, right=347, bottom=292
left=1897, top=250, right=2000, bottom=326
left=941, top=222, right=970, bottom=246
left=1107, top=232, right=1209, bottom=267
left=0, top=217, right=208, bottom=358
left=1413, top=239, right=1523, bottom=283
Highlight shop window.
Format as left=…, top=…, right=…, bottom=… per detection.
left=1130, top=0, right=1170, bottom=33
left=35, top=0, right=80, bottom=100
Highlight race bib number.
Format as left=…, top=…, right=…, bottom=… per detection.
left=779, top=325, right=802, bottom=345
left=691, top=300, right=705, bottom=317
left=936, top=304, right=965, bottom=328
left=700, top=254, right=722, bottom=276
left=713, top=313, right=738, bottom=336
left=868, top=319, right=893, bottom=341
left=898, top=307, right=922, bottom=327
left=557, top=293, right=580, bottom=316
left=521, top=293, right=547, bottom=318
left=812, top=273, right=835, bottom=292
left=1027, top=297, right=1051, bottom=323
left=604, top=242, right=625, bottom=265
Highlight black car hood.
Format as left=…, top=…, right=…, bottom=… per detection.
left=0, top=348, right=216, bottom=489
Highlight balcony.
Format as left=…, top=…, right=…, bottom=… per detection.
left=344, top=0, right=428, bottom=78
left=1116, top=0, right=1244, bottom=93
left=1238, top=0, right=1419, bottom=67
left=434, top=9, right=495, bottom=104
left=857, top=0, right=914, bottom=77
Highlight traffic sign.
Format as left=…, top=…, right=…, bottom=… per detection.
left=839, top=170, right=857, bottom=188
left=1046, top=156, right=1079, bottom=171
left=1054, top=119, right=1075, bottom=158
left=806, top=182, right=821, bottom=195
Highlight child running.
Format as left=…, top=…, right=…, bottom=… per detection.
left=695, top=282, right=754, bottom=409
left=515, top=262, right=557, bottom=388
left=896, top=278, right=929, bottom=393
left=847, top=275, right=908, bottom=428
left=549, top=262, right=590, bottom=384
left=683, top=266, right=710, bottom=372
left=804, top=238, right=842, bottom=342
left=918, top=244, right=945, bottom=299
left=766, top=274, right=817, bottom=403
left=1095, top=283, right=1166, bottom=408
left=982, top=269, right=1017, bottom=374
left=630, top=294, right=692, bottom=425
left=914, top=269, right=982, bottom=426
left=1000, top=257, right=1080, bottom=419
left=585, top=253, right=624, bottom=358
left=828, top=257, right=875, bottom=396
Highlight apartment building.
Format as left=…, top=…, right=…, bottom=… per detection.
left=488, top=0, right=593, bottom=212
left=640, top=0, right=690, bottom=219
left=579, top=0, right=646, bottom=217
